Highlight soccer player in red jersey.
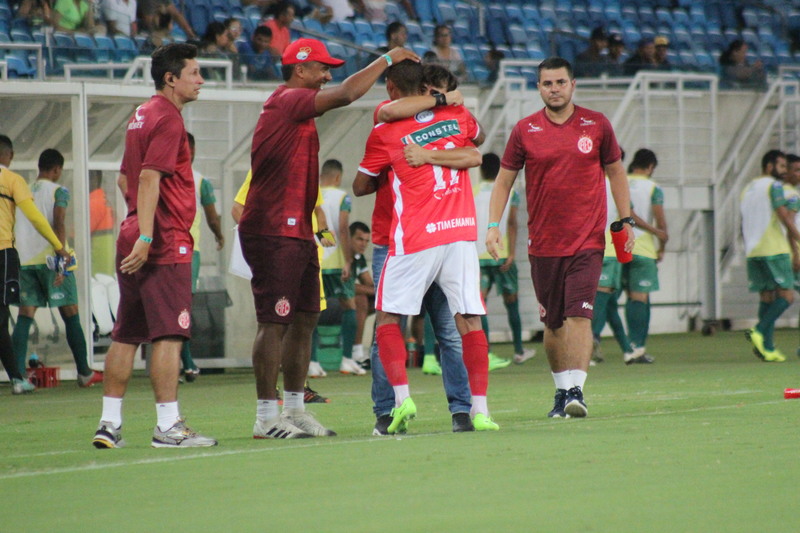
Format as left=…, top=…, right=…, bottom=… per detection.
left=239, top=39, right=417, bottom=439
left=487, top=57, right=635, bottom=419
left=92, top=43, right=217, bottom=449
left=354, top=60, right=497, bottom=433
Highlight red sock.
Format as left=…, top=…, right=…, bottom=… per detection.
left=376, top=323, right=408, bottom=386
left=461, top=330, right=489, bottom=396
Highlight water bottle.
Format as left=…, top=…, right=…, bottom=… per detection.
left=28, top=353, right=43, bottom=368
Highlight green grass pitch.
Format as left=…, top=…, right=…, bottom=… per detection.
left=1, top=329, right=799, bottom=532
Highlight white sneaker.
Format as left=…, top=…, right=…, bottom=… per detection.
left=308, top=360, right=327, bottom=378
left=513, top=348, right=536, bottom=364
left=253, top=417, right=313, bottom=439
left=340, top=357, right=366, bottom=375
left=281, top=411, right=337, bottom=436
left=351, top=344, right=366, bottom=363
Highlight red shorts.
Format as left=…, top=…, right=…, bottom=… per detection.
left=111, top=254, right=193, bottom=344
left=239, top=232, right=320, bottom=324
left=529, top=249, right=603, bottom=330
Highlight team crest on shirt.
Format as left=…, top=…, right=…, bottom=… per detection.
left=275, top=297, right=291, bottom=317
left=577, top=136, right=593, bottom=154
left=527, top=122, right=543, bottom=133
left=178, top=309, right=191, bottom=329
left=415, top=110, right=435, bottom=123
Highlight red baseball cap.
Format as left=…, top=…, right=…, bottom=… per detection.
left=282, top=38, right=346, bottom=67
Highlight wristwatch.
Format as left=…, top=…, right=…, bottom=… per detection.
left=619, top=216, right=636, bottom=227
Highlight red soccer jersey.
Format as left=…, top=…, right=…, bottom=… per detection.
left=118, top=94, right=195, bottom=264
left=370, top=100, right=392, bottom=247
left=239, top=85, right=320, bottom=241
left=359, top=105, right=480, bottom=256
left=501, top=105, right=621, bottom=257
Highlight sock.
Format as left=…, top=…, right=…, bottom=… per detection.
left=0, top=306, right=22, bottom=380
left=505, top=298, right=524, bottom=354
left=376, top=323, right=409, bottom=386
left=643, top=300, right=651, bottom=345
left=180, top=340, right=196, bottom=372
left=351, top=343, right=364, bottom=362
left=257, top=399, right=280, bottom=421
left=64, top=313, right=91, bottom=376
left=461, top=330, right=489, bottom=396
left=311, top=327, right=319, bottom=362
left=606, top=298, right=634, bottom=353
left=283, top=390, right=304, bottom=414
left=423, top=314, right=435, bottom=356
left=393, top=384, right=410, bottom=406
left=625, top=300, right=649, bottom=348
left=156, top=401, right=180, bottom=431
left=340, top=309, right=356, bottom=365
left=470, top=395, right=488, bottom=417
left=100, top=396, right=123, bottom=428
left=591, top=291, right=611, bottom=338
left=480, top=314, right=490, bottom=345
left=758, top=297, right=791, bottom=351
left=758, top=301, right=769, bottom=321
left=12, top=314, right=33, bottom=373
left=570, top=369, right=588, bottom=389
left=552, top=370, right=570, bottom=390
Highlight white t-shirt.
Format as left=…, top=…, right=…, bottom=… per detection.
left=101, top=0, right=137, bottom=36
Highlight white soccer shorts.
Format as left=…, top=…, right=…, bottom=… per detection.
left=376, top=241, right=485, bottom=316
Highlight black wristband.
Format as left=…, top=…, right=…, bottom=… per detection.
left=619, top=216, right=636, bottom=227
left=434, top=92, right=447, bottom=106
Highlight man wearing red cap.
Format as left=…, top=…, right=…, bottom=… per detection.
left=239, top=38, right=417, bottom=439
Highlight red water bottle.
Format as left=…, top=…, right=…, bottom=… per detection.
left=610, top=221, right=633, bottom=263
left=784, top=388, right=800, bottom=399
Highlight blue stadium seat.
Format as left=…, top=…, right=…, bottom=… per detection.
left=510, top=44, right=528, bottom=59
left=383, top=1, right=403, bottom=23
left=73, top=32, right=97, bottom=62
left=10, top=28, right=32, bottom=42
left=420, top=20, right=435, bottom=41
left=506, top=24, right=528, bottom=46
left=678, top=49, right=696, bottom=68
left=469, top=63, right=488, bottom=83
left=437, top=2, right=457, bottom=24
left=243, top=5, right=260, bottom=19
left=405, top=20, right=426, bottom=45
left=521, top=5, right=539, bottom=23
left=694, top=50, right=715, bottom=72
left=414, top=0, right=437, bottom=23
left=0, top=30, right=9, bottom=42
left=638, top=6, right=656, bottom=27
left=113, top=35, right=138, bottom=62
left=411, top=42, right=428, bottom=57
left=741, top=7, right=759, bottom=29
left=461, top=42, right=481, bottom=64
left=5, top=55, right=36, bottom=77
left=504, top=4, right=525, bottom=26
left=452, top=20, right=471, bottom=44
left=94, top=35, right=115, bottom=62
left=526, top=43, right=545, bottom=61
left=604, top=4, right=623, bottom=25
left=337, top=20, right=357, bottom=42
left=188, top=5, right=210, bottom=38
left=655, top=7, right=673, bottom=28
left=371, top=20, right=386, bottom=41
left=353, top=19, right=372, bottom=44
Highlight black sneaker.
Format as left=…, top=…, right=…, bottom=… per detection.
left=304, top=384, right=330, bottom=403
left=564, top=386, right=588, bottom=418
left=373, top=414, right=392, bottom=436
left=452, top=412, right=475, bottom=432
left=626, top=353, right=655, bottom=365
left=548, top=389, right=568, bottom=418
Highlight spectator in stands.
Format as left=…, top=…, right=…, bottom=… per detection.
left=574, top=27, right=610, bottom=78
left=53, top=0, right=96, bottom=33
left=427, top=23, right=466, bottom=82
left=16, top=0, right=54, bottom=30
left=240, top=0, right=276, bottom=12
left=138, top=10, right=171, bottom=54
left=377, top=21, right=406, bottom=53
left=138, top=0, right=197, bottom=41
left=623, top=37, right=658, bottom=76
left=100, top=0, right=137, bottom=37
left=653, top=35, right=672, bottom=70
left=198, top=21, right=242, bottom=80
left=261, top=0, right=294, bottom=55
left=224, top=17, right=243, bottom=50
left=239, top=25, right=278, bottom=80
left=321, top=0, right=356, bottom=23
left=483, top=48, right=504, bottom=86
left=607, top=33, right=625, bottom=76
left=720, top=39, right=766, bottom=90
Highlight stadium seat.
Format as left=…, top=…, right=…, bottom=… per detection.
left=188, top=5, right=210, bottom=38
left=93, top=35, right=115, bottom=63
left=353, top=19, right=372, bottom=43
left=506, top=24, right=528, bottom=46
left=10, top=28, right=32, bottom=42
left=420, top=20, right=435, bottom=41
left=405, top=20, right=426, bottom=45
left=4, top=55, right=35, bottom=77
left=73, top=32, right=97, bottom=63
left=301, top=17, right=323, bottom=36
left=113, top=35, right=138, bottom=62
left=436, top=2, right=457, bottom=24
left=526, top=43, right=545, bottom=62
left=0, top=30, right=9, bottom=42
left=638, top=6, right=656, bottom=27
left=383, top=1, right=403, bottom=23
left=461, top=42, right=481, bottom=65
left=454, top=2, right=477, bottom=31
left=414, top=0, right=437, bottom=23
left=336, top=20, right=357, bottom=42
left=452, top=20, right=471, bottom=44
left=504, top=4, right=525, bottom=26
left=521, top=5, right=539, bottom=23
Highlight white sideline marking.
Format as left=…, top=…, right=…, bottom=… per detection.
left=0, top=399, right=787, bottom=480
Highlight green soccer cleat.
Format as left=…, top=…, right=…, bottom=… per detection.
left=762, top=348, right=787, bottom=363
left=421, top=355, right=442, bottom=375
left=472, top=413, right=500, bottom=431
left=745, top=328, right=767, bottom=360
left=488, top=352, right=511, bottom=371
left=387, top=397, right=416, bottom=434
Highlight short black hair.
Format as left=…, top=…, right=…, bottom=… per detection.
left=423, top=63, right=457, bottom=92
left=627, top=148, right=658, bottom=173
left=349, top=221, right=370, bottom=236
left=481, top=153, right=501, bottom=180
left=38, top=148, right=64, bottom=171
left=762, top=149, right=786, bottom=172
left=151, top=43, right=198, bottom=91
left=321, top=159, right=342, bottom=176
left=787, top=153, right=800, bottom=166
left=0, top=134, right=12, bottom=155
left=538, top=57, right=573, bottom=79
left=254, top=25, right=272, bottom=39
left=386, top=60, right=425, bottom=96
left=187, top=131, right=195, bottom=148
left=281, top=63, right=295, bottom=81
left=386, top=21, right=405, bottom=43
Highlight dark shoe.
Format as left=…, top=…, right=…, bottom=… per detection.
left=452, top=412, right=475, bottom=432
left=184, top=368, right=199, bottom=382
left=591, top=338, right=604, bottom=363
left=564, top=386, right=588, bottom=418
left=304, top=384, right=330, bottom=403
left=548, top=389, right=568, bottom=418
left=373, top=414, right=392, bottom=436
left=626, top=354, right=655, bottom=365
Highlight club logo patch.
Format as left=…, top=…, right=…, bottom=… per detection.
left=275, top=297, right=291, bottom=317
left=577, top=136, right=593, bottom=154
left=415, top=110, right=434, bottom=123
left=178, top=309, right=191, bottom=329
left=296, top=46, right=311, bottom=61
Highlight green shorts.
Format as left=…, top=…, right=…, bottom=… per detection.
left=598, top=257, right=622, bottom=290
left=747, top=255, right=793, bottom=292
left=480, top=262, right=519, bottom=295
left=322, top=270, right=355, bottom=300
left=622, top=255, right=659, bottom=293
left=18, top=265, right=79, bottom=307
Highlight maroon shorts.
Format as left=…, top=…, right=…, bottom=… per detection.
left=239, top=232, right=320, bottom=324
left=529, top=249, right=603, bottom=330
left=111, top=254, right=193, bottom=344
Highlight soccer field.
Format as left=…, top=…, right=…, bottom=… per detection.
left=1, top=329, right=799, bottom=532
